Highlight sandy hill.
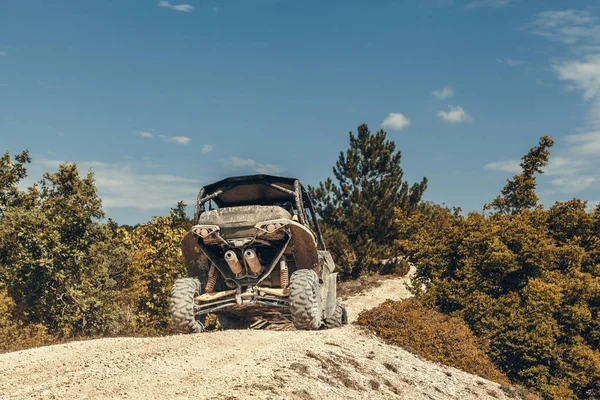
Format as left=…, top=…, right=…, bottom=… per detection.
left=0, top=270, right=513, bottom=400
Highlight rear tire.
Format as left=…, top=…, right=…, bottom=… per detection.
left=170, top=277, right=205, bottom=333
left=289, top=269, right=322, bottom=330
left=323, top=301, right=348, bottom=329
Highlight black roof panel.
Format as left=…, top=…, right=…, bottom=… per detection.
left=201, top=174, right=301, bottom=208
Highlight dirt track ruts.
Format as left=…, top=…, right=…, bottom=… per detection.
left=0, top=268, right=512, bottom=400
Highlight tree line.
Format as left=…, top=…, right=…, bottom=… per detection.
left=1, top=125, right=599, bottom=398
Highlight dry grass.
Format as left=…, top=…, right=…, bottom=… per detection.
left=357, top=298, right=508, bottom=384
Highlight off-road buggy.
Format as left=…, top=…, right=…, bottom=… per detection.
left=170, top=174, right=347, bottom=332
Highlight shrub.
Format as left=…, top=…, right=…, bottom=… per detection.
left=0, top=289, right=55, bottom=353
left=0, top=164, right=131, bottom=337
left=399, top=201, right=600, bottom=399
left=121, top=215, right=188, bottom=332
left=357, top=298, right=508, bottom=384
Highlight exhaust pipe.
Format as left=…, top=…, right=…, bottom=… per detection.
left=244, top=249, right=264, bottom=276
left=224, top=250, right=243, bottom=275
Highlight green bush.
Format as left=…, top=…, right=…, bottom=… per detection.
left=0, top=152, right=192, bottom=350
left=395, top=137, right=600, bottom=399
left=0, top=164, right=131, bottom=337
left=400, top=202, right=600, bottom=399
left=0, top=289, right=55, bottom=353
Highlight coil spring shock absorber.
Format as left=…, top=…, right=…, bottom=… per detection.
left=279, top=260, right=289, bottom=288
left=205, top=264, right=218, bottom=293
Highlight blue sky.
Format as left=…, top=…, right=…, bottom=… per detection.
left=2, top=0, right=600, bottom=224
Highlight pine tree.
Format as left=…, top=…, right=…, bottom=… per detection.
left=486, top=136, right=554, bottom=214
left=0, top=150, right=31, bottom=214
left=310, top=124, right=427, bottom=276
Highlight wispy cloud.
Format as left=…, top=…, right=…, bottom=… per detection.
left=497, top=58, right=525, bottom=67
left=485, top=147, right=593, bottom=195
left=565, top=131, right=600, bottom=156
left=202, top=144, right=213, bottom=153
left=381, top=113, right=411, bottom=130
left=436, top=105, right=472, bottom=124
left=0, top=51, right=7, bottom=57
left=465, top=0, right=519, bottom=10
left=528, top=10, right=600, bottom=129
left=159, top=135, right=192, bottom=145
left=137, top=131, right=153, bottom=139
left=39, top=81, right=61, bottom=90
left=432, top=86, right=454, bottom=99
left=536, top=78, right=553, bottom=87
left=29, top=159, right=201, bottom=211
left=212, top=7, right=222, bottom=14
left=228, top=157, right=283, bottom=175
left=550, top=176, right=595, bottom=193
left=484, top=159, right=521, bottom=173
left=158, top=1, right=194, bottom=12
left=485, top=155, right=585, bottom=176
left=485, top=11, right=600, bottom=198
left=544, top=156, right=586, bottom=176
left=528, top=10, right=600, bottom=45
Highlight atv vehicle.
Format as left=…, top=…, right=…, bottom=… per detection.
left=170, top=174, right=347, bottom=332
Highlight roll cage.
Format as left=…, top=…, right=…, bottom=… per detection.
left=193, top=174, right=326, bottom=250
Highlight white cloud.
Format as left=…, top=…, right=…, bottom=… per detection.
left=212, top=7, right=222, bottom=14
left=484, top=159, right=521, bottom=173
left=553, top=55, right=600, bottom=100
left=432, top=87, right=453, bottom=99
left=229, top=157, right=283, bottom=175
left=159, top=135, right=192, bottom=145
left=436, top=105, right=472, bottom=124
left=0, top=51, right=7, bottom=56
left=29, top=159, right=201, bottom=211
left=550, top=176, right=595, bottom=193
left=465, top=0, right=518, bottom=10
left=202, top=144, right=213, bottom=153
left=138, top=131, right=153, bottom=139
left=158, top=1, right=194, bottom=12
left=381, top=113, right=411, bottom=130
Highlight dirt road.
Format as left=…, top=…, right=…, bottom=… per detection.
left=0, top=269, right=512, bottom=400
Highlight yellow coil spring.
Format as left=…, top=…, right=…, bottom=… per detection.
left=205, top=264, right=217, bottom=293
left=280, top=262, right=289, bottom=288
